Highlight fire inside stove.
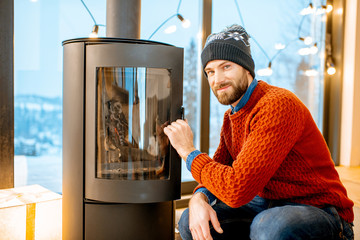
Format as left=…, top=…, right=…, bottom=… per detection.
left=96, top=67, right=171, bottom=180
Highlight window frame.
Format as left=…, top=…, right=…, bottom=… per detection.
left=0, top=0, right=14, bottom=189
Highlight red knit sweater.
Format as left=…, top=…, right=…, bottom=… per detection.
left=192, top=81, right=354, bottom=223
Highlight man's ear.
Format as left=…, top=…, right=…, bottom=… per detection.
left=246, top=70, right=254, bottom=84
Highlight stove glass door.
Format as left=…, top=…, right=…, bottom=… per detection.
left=96, top=67, right=171, bottom=180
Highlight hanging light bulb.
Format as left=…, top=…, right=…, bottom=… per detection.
left=298, top=47, right=311, bottom=55
left=309, top=43, right=318, bottom=54
left=89, top=25, right=99, bottom=38
left=299, top=36, right=313, bottom=45
left=316, top=5, right=327, bottom=15
left=275, top=43, right=285, bottom=50
left=177, top=14, right=191, bottom=28
left=326, top=58, right=336, bottom=75
left=327, top=65, right=336, bottom=75
left=304, top=69, right=319, bottom=77
left=257, top=62, right=273, bottom=76
left=300, top=3, right=315, bottom=15
left=182, top=19, right=191, bottom=28
left=326, top=4, right=333, bottom=13
left=298, top=43, right=318, bottom=55
left=164, top=25, right=177, bottom=34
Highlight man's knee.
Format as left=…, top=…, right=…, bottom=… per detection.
left=250, top=207, right=287, bottom=240
left=249, top=205, right=337, bottom=240
left=178, top=208, right=192, bottom=240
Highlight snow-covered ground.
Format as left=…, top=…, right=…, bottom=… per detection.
left=15, top=155, right=62, bottom=194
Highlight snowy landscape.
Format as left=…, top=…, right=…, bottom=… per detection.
left=14, top=95, right=63, bottom=193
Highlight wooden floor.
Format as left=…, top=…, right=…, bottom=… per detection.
left=336, top=166, right=360, bottom=239
left=336, top=166, right=360, bottom=206
left=175, top=166, right=360, bottom=239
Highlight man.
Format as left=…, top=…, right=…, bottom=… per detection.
left=163, top=24, right=354, bottom=240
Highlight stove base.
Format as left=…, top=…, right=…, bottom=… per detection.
left=84, top=201, right=175, bottom=240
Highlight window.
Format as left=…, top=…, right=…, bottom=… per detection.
left=209, top=0, right=326, bottom=155
left=14, top=0, right=106, bottom=193
left=141, top=0, right=202, bottom=182
left=14, top=0, right=201, bottom=193
left=14, top=0, right=327, bottom=191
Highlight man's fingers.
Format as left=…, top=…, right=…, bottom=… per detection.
left=176, top=119, right=189, bottom=127
left=163, top=126, right=175, bottom=138
left=199, top=222, right=213, bottom=240
left=165, top=121, right=187, bottom=133
left=209, top=211, right=223, bottom=234
left=163, top=126, right=171, bottom=135
left=190, top=226, right=202, bottom=240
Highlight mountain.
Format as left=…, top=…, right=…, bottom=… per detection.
left=14, top=95, right=62, bottom=156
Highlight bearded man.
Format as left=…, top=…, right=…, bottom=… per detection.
left=164, top=24, right=354, bottom=240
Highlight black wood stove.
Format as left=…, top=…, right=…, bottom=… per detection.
left=62, top=37, right=183, bottom=240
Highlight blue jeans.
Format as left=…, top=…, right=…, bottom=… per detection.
left=178, top=196, right=354, bottom=240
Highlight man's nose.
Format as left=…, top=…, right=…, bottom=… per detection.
left=214, top=70, right=225, bottom=86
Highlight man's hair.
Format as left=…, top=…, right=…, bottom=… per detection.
left=201, top=24, right=255, bottom=79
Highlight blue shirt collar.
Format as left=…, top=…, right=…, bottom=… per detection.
left=230, top=79, right=258, bottom=114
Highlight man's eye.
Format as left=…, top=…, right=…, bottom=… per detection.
left=207, top=71, right=214, bottom=75
left=224, top=65, right=230, bottom=69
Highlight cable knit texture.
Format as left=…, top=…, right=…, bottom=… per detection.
left=192, top=81, right=354, bottom=223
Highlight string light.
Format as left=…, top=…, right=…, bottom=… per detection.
left=298, top=47, right=311, bottom=56
left=309, top=43, right=319, bottom=54
left=231, top=0, right=328, bottom=77
left=327, top=64, right=336, bottom=75
left=148, top=0, right=191, bottom=39
left=148, top=0, right=328, bottom=78
left=146, top=0, right=327, bottom=78
left=177, top=14, right=191, bottom=28
left=299, top=36, right=313, bottom=45
left=326, top=58, right=336, bottom=75
left=89, top=25, right=99, bottom=38
left=275, top=43, right=286, bottom=50
left=316, top=5, right=327, bottom=15
left=300, top=3, right=315, bottom=15
left=304, top=69, right=319, bottom=77
left=325, top=22, right=336, bottom=76
left=326, top=4, right=333, bottom=13
left=298, top=43, right=318, bottom=55
left=316, top=4, right=333, bottom=14
left=257, top=62, right=273, bottom=77
left=164, top=25, right=177, bottom=34
left=80, top=0, right=105, bottom=38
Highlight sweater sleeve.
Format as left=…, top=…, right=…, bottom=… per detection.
left=190, top=93, right=306, bottom=207
left=212, top=129, right=232, bottom=165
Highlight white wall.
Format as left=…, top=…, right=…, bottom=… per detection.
left=340, top=0, right=360, bottom=166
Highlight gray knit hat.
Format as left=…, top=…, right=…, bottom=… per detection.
left=201, top=24, right=255, bottom=79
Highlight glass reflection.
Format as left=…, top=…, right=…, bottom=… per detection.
left=96, top=67, right=171, bottom=180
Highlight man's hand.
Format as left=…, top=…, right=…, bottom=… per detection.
left=188, top=193, right=223, bottom=240
left=163, top=119, right=196, bottom=160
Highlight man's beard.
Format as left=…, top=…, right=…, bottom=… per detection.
left=212, top=80, right=248, bottom=105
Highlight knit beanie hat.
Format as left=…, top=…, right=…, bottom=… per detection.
left=201, top=24, right=255, bottom=79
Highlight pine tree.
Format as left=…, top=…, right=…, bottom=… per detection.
left=183, top=38, right=198, bottom=139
